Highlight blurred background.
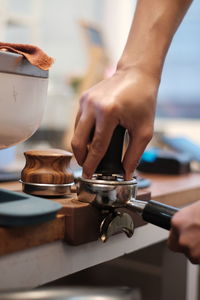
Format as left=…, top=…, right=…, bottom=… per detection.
left=0, top=2, right=200, bottom=298
left=0, top=0, right=199, bottom=168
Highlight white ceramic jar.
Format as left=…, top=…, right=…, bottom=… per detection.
left=0, top=50, right=49, bottom=149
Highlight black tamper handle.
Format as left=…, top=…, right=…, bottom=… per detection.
left=95, top=125, right=126, bottom=175
left=142, top=200, right=179, bottom=230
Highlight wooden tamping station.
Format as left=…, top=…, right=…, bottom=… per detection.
left=19, top=128, right=179, bottom=244
left=19, top=144, right=142, bottom=243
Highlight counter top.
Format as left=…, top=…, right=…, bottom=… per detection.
left=0, top=172, right=200, bottom=291
left=0, top=173, right=200, bottom=256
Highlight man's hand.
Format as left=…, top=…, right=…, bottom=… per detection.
left=71, top=0, right=192, bottom=179
left=168, top=200, right=200, bottom=264
left=71, top=67, right=159, bottom=179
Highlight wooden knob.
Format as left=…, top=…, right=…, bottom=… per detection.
left=21, top=149, right=74, bottom=184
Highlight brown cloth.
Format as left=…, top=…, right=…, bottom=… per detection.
left=0, top=42, right=54, bottom=70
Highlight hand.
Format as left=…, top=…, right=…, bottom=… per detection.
left=71, top=67, right=159, bottom=179
left=168, top=200, right=200, bottom=264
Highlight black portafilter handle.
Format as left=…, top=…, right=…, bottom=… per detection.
left=142, top=200, right=179, bottom=230
left=95, top=125, right=126, bottom=175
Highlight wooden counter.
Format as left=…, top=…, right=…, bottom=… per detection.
left=0, top=172, right=200, bottom=297
left=0, top=172, right=200, bottom=256
left=0, top=180, right=150, bottom=255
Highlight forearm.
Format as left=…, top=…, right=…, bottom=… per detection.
left=118, top=0, right=193, bottom=79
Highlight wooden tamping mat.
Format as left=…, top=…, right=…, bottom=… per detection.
left=0, top=149, right=151, bottom=256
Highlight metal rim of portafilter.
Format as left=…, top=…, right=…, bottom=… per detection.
left=78, top=174, right=137, bottom=208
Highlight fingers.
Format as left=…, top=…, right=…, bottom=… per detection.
left=71, top=112, right=95, bottom=166
left=167, top=228, right=184, bottom=252
left=74, top=108, right=81, bottom=130
left=74, top=92, right=90, bottom=130
left=167, top=228, right=200, bottom=264
left=167, top=210, right=200, bottom=264
left=122, top=128, right=152, bottom=180
left=82, top=118, right=117, bottom=178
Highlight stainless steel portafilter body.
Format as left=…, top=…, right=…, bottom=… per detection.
left=78, top=174, right=137, bottom=208
left=78, top=174, right=179, bottom=231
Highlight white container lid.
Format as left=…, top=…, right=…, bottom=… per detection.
left=0, top=50, right=48, bottom=78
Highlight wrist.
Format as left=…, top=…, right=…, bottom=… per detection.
left=116, top=61, right=161, bottom=87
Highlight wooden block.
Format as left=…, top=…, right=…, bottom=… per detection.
left=0, top=216, right=65, bottom=256
left=0, top=181, right=151, bottom=253
left=55, top=190, right=151, bottom=245
left=1, top=170, right=200, bottom=254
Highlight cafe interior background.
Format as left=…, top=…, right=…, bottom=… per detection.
left=0, top=0, right=199, bottom=170
left=0, top=0, right=200, bottom=298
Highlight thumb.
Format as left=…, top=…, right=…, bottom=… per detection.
left=123, top=129, right=152, bottom=180
left=82, top=119, right=117, bottom=178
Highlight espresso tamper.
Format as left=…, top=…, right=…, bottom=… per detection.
left=77, top=125, right=179, bottom=242
left=20, top=149, right=74, bottom=196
